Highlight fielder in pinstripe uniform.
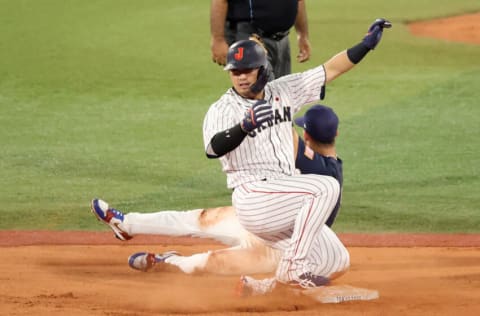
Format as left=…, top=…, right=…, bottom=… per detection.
left=202, top=18, right=391, bottom=289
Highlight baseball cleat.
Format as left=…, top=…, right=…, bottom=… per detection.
left=128, top=251, right=180, bottom=272
left=289, top=272, right=330, bottom=289
left=90, top=199, right=132, bottom=241
left=235, top=275, right=277, bottom=297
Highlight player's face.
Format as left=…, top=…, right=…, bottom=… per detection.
left=229, top=68, right=261, bottom=99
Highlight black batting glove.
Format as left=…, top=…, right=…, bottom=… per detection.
left=240, top=100, right=273, bottom=132
left=362, top=18, right=392, bottom=50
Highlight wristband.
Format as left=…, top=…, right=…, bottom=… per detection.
left=346, top=42, right=370, bottom=64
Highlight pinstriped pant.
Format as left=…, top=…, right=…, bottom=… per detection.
left=232, top=174, right=349, bottom=282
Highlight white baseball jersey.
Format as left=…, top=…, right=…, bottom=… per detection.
left=203, top=65, right=326, bottom=189
left=203, top=64, right=348, bottom=285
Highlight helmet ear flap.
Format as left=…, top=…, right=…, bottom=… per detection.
left=249, top=65, right=271, bottom=94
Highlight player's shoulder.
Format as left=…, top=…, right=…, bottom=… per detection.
left=207, top=90, right=234, bottom=111
left=269, top=72, right=301, bottom=87
left=268, top=66, right=325, bottom=93
left=265, top=75, right=298, bottom=99
left=310, top=150, right=342, bottom=167
left=295, top=138, right=342, bottom=176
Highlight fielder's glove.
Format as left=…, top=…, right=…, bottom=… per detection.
left=362, top=18, right=392, bottom=50
left=241, top=100, right=273, bottom=132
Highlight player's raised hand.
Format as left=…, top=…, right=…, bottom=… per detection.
left=362, top=18, right=392, bottom=50
left=241, top=100, right=273, bottom=132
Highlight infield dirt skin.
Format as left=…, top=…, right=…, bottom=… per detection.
left=0, top=232, right=479, bottom=316
left=408, top=12, right=480, bottom=45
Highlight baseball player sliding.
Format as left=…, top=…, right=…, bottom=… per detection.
left=202, top=17, right=391, bottom=289
left=91, top=18, right=391, bottom=293
left=92, top=105, right=343, bottom=278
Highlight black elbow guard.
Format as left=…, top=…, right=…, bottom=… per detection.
left=206, top=123, right=248, bottom=158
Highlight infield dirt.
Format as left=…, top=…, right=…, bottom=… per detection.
left=408, top=12, right=480, bottom=44
left=0, top=232, right=479, bottom=315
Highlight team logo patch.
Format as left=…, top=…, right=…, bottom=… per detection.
left=234, top=47, right=244, bottom=60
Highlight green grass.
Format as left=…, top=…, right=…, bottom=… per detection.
left=338, top=70, right=480, bottom=232
left=0, top=0, right=479, bottom=232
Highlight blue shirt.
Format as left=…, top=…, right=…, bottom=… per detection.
left=295, top=137, right=343, bottom=227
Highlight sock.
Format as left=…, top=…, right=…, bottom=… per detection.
left=165, top=251, right=211, bottom=274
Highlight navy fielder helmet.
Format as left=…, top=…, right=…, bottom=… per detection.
left=224, top=40, right=268, bottom=71
left=294, top=105, right=339, bottom=144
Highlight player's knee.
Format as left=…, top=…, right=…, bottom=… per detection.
left=312, top=175, right=340, bottom=199
left=340, top=247, right=350, bottom=270
left=198, top=206, right=230, bottom=227
left=329, top=248, right=350, bottom=280
left=330, top=177, right=340, bottom=197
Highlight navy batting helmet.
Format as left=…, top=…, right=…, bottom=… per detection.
left=224, top=40, right=268, bottom=71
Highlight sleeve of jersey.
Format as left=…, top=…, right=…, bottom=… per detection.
left=203, top=102, right=231, bottom=149
left=281, top=65, right=326, bottom=113
left=203, top=100, right=242, bottom=158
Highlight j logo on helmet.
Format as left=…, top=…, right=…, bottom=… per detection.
left=234, top=47, right=244, bottom=60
